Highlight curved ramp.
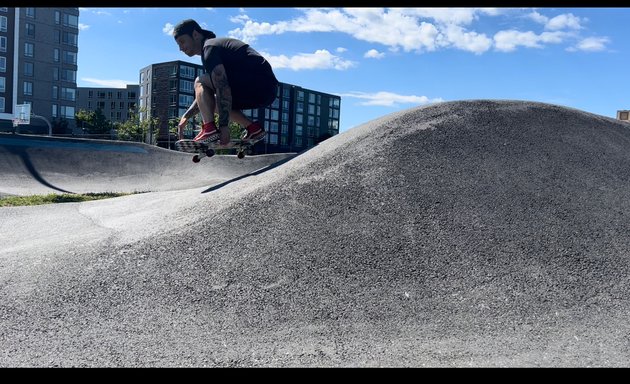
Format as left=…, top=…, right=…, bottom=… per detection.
left=0, top=134, right=294, bottom=196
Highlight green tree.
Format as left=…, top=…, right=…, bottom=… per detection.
left=116, top=107, right=159, bottom=143
left=75, top=108, right=110, bottom=134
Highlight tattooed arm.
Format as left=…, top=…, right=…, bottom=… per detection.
left=177, top=98, right=200, bottom=139
left=182, top=99, right=199, bottom=120
left=210, top=63, right=232, bottom=129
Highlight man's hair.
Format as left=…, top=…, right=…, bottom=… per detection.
left=173, top=19, right=216, bottom=39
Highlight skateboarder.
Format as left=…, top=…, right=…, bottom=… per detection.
left=173, top=19, right=279, bottom=145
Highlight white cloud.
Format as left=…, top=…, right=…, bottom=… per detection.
left=78, top=23, right=89, bottom=31
left=526, top=11, right=549, bottom=25
left=340, top=91, right=444, bottom=107
left=163, top=22, right=175, bottom=36
left=493, top=29, right=569, bottom=52
left=493, top=30, right=542, bottom=52
left=440, top=24, right=493, bottom=54
left=227, top=8, right=606, bottom=56
left=261, top=50, right=356, bottom=71
left=364, top=49, right=385, bottom=59
left=81, top=78, right=135, bottom=88
left=567, top=36, right=610, bottom=52
left=228, top=8, right=481, bottom=53
left=545, top=13, right=584, bottom=30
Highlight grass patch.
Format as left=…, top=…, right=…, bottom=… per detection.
left=0, top=192, right=139, bottom=207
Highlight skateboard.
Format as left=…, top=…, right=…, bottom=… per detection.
left=175, top=136, right=263, bottom=163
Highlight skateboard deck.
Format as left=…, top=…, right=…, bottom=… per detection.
left=175, top=136, right=263, bottom=163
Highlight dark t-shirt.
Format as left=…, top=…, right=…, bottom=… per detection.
left=202, top=37, right=276, bottom=81
left=201, top=37, right=278, bottom=109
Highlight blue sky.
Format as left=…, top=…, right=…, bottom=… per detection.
left=76, top=7, right=629, bottom=132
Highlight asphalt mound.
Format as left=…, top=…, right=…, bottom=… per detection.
left=4, top=100, right=630, bottom=366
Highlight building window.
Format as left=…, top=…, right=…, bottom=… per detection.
left=0, top=16, right=7, bottom=33
left=53, top=67, right=59, bottom=81
left=62, top=31, right=78, bottom=46
left=0, top=96, right=5, bottom=113
left=25, top=22, right=35, bottom=37
left=61, top=69, right=76, bottom=82
left=60, top=105, right=75, bottom=119
left=179, top=79, right=194, bottom=93
left=62, top=51, right=77, bottom=65
left=180, top=65, right=196, bottom=79
left=63, top=13, right=78, bottom=28
left=25, top=8, right=35, bottom=18
left=0, top=36, right=5, bottom=52
left=61, top=87, right=76, bottom=101
left=0, top=76, right=5, bottom=92
left=24, top=62, right=34, bottom=77
left=0, top=56, right=5, bottom=72
left=52, top=85, right=58, bottom=99
left=179, top=94, right=194, bottom=107
left=24, top=43, right=34, bottom=57
left=55, top=11, right=60, bottom=24
left=23, top=81, right=33, bottom=96
left=53, top=48, right=60, bottom=62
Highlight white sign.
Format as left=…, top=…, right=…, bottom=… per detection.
left=14, top=104, right=31, bottom=125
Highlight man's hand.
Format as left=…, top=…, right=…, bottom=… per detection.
left=219, top=125, right=230, bottom=145
left=177, top=116, right=188, bottom=140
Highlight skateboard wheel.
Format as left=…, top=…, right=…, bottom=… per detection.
left=192, top=155, right=201, bottom=163
left=237, top=151, right=245, bottom=159
left=206, top=148, right=215, bottom=157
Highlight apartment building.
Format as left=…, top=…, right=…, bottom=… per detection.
left=0, top=7, right=79, bottom=134
left=139, top=60, right=341, bottom=152
left=76, top=84, right=139, bottom=124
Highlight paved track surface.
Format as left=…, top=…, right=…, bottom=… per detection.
left=0, top=134, right=293, bottom=196
left=2, top=100, right=630, bottom=367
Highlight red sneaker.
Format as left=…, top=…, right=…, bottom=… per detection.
left=241, top=122, right=266, bottom=141
left=194, top=122, right=220, bottom=143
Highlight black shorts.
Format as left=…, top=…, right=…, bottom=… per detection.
left=228, top=62, right=278, bottom=110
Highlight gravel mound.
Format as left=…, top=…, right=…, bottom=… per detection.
left=4, top=100, right=630, bottom=367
